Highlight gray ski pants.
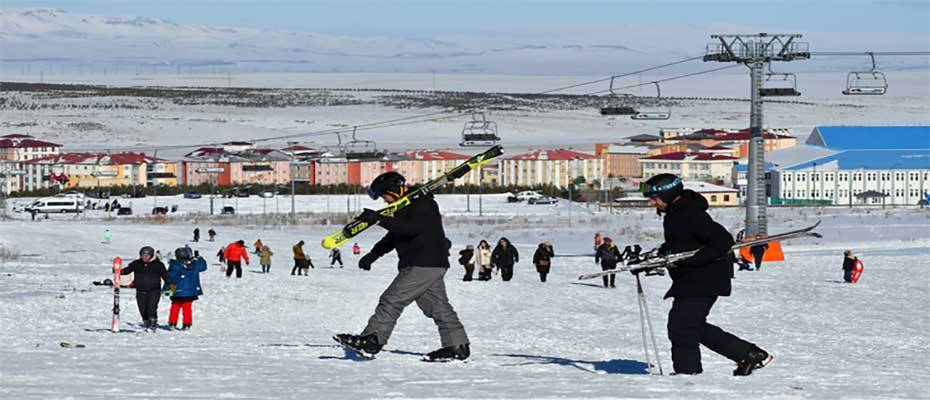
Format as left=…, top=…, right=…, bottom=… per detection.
left=362, top=266, right=469, bottom=348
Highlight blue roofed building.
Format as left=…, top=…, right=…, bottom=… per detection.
left=768, top=126, right=930, bottom=205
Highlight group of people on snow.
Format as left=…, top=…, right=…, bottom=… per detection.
left=118, top=245, right=206, bottom=332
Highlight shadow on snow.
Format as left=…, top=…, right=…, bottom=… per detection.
left=492, top=353, right=649, bottom=375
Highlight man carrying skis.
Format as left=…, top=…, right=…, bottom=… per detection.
left=335, top=171, right=470, bottom=362
left=120, top=246, right=175, bottom=332
left=641, top=173, right=772, bottom=376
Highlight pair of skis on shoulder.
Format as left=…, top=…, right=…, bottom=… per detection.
left=578, top=221, right=822, bottom=281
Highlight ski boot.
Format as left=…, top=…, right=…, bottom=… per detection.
left=145, top=319, right=158, bottom=333
left=333, top=333, right=382, bottom=358
left=422, top=344, right=470, bottom=362
left=733, top=347, right=773, bottom=376
left=181, top=324, right=192, bottom=331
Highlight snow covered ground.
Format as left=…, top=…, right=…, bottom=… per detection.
left=2, top=197, right=929, bottom=399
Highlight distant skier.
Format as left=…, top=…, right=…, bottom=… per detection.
left=533, top=242, right=554, bottom=282
left=192, top=228, right=200, bottom=243
left=335, top=171, right=470, bottom=362
left=750, top=243, right=768, bottom=271
left=641, top=173, right=772, bottom=376
left=103, top=229, right=112, bottom=244
left=474, top=240, right=493, bottom=281
left=491, top=237, right=519, bottom=282
left=292, top=240, right=311, bottom=275
left=223, top=240, right=249, bottom=278
left=595, top=237, right=621, bottom=288
left=842, top=250, right=857, bottom=283
left=164, top=246, right=207, bottom=330
left=352, top=243, right=361, bottom=255
left=254, top=239, right=263, bottom=255
left=216, top=246, right=226, bottom=264
left=208, top=228, right=216, bottom=242
left=259, top=245, right=274, bottom=273
left=120, top=246, right=174, bottom=332
left=330, top=248, right=343, bottom=268
left=458, top=245, right=475, bottom=281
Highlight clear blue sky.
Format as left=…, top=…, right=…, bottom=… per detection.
left=5, top=0, right=930, bottom=38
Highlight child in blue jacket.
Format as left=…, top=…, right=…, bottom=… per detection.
left=164, top=246, right=207, bottom=330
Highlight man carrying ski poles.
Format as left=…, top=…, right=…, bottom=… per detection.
left=335, top=171, right=470, bottom=362
left=640, top=173, right=772, bottom=376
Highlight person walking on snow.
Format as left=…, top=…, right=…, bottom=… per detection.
left=254, top=239, right=263, bottom=255
left=594, top=232, right=602, bottom=251
left=842, top=250, right=857, bottom=283
left=641, top=173, right=772, bottom=376
left=491, top=237, right=519, bottom=282
left=473, top=240, right=493, bottom=281
left=335, top=171, right=470, bottom=362
left=223, top=240, right=250, bottom=278
left=330, top=248, right=344, bottom=268
left=533, top=242, right=555, bottom=282
left=259, top=245, right=274, bottom=273
left=208, top=228, right=216, bottom=242
left=749, top=242, right=768, bottom=271
left=352, top=243, right=361, bottom=255
left=458, top=245, right=475, bottom=281
left=192, top=228, right=200, bottom=242
left=292, top=241, right=313, bottom=275
left=120, top=246, right=174, bottom=332
left=164, top=246, right=207, bottom=330
left=595, top=237, right=622, bottom=288
left=103, top=229, right=112, bottom=244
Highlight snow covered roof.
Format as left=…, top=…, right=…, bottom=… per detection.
left=641, top=152, right=738, bottom=162
left=26, top=152, right=163, bottom=165
left=606, top=144, right=651, bottom=154
left=505, top=149, right=597, bottom=161
left=626, top=134, right=661, bottom=142
left=765, top=144, right=838, bottom=169
left=807, top=126, right=930, bottom=150
left=397, top=150, right=471, bottom=161
left=683, top=180, right=738, bottom=193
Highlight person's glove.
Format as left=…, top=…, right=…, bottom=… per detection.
left=357, top=209, right=383, bottom=225
left=163, top=284, right=176, bottom=297
left=359, top=253, right=377, bottom=271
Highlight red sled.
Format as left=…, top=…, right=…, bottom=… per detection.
left=850, top=259, right=864, bottom=283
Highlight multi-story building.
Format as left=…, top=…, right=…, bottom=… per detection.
left=601, top=144, right=653, bottom=178
left=639, top=152, right=739, bottom=184
left=393, top=150, right=484, bottom=186
left=20, top=152, right=174, bottom=191
left=684, top=181, right=739, bottom=207
left=769, top=126, right=930, bottom=206
left=500, top=149, right=605, bottom=188
left=0, top=134, right=61, bottom=162
left=664, top=128, right=796, bottom=158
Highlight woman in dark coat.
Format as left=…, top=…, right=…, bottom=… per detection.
left=532, top=242, right=555, bottom=282
left=491, top=237, right=519, bottom=282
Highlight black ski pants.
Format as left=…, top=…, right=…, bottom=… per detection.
left=601, top=262, right=617, bottom=287
left=135, top=289, right=161, bottom=323
left=667, top=296, right=755, bottom=374
left=463, top=263, right=475, bottom=281
left=499, top=265, right=514, bottom=281
left=292, top=260, right=306, bottom=275
left=226, top=261, right=242, bottom=278
left=331, top=255, right=343, bottom=266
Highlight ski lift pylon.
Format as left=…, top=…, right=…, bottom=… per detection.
left=843, top=52, right=887, bottom=95
left=459, top=111, right=500, bottom=147
left=630, top=82, right=671, bottom=120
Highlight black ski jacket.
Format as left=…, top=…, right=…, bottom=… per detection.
left=660, top=190, right=735, bottom=299
left=491, top=240, right=519, bottom=268
left=842, top=256, right=857, bottom=272
left=595, top=243, right=622, bottom=268
left=122, top=258, right=171, bottom=291
left=370, top=193, right=450, bottom=269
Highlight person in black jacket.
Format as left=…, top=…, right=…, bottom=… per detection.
left=491, top=237, right=519, bottom=281
left=458, top=245, right=475, bottom=281
left=842, top=250, right=857, bottom=283
left=749, top=243, right=768, bottom=271
left=532, top=242, right=554, bottom=282
left=335, top=172, right=469, bottom=362
left=120, top=246, right=174, bottom=332
left=641, top=173, right=771, bottom=376
left=595, top=237, right=622, bottom=288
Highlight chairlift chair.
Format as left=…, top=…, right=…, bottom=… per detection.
left=759, top=65, right=801, bottom=97
left=459, top=112, right=501, bottom=147
left=630, top=82, right=671, bottom=121
left=600, top=76, right=638, bottom=116
left=842, top=52, right=888, bottom=95
left=344, top=127, right=385, bottom=160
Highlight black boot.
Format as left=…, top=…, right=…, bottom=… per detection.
left=423, top=344, right=470, bottom=362
left=733, top=347, right=773, bottom=376
left=334, top=333, right=382, bottom=357
left=181, top=324, right=192, bottom=331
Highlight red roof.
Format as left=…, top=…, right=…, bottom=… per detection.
left=282, top=145, right=316, bottom=152
left=1, top=133, right=35, bottom=139
left=185, top=147, right=226, bottom=158
left=223, top=141, right=253, bottom=146
left=703, top=145, right=733, bottom=151
left=641, top=152, right=738, bottom=161
left=398, top=150, right=470, bottom=161
left=26, top=152, right=163, bottom=165
left=0, top=137, right=62, bottom=148
left=505, top=149, right=597, bottom=161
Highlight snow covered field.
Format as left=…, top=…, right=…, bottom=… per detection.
left=2, top=197, right=929, bottom=399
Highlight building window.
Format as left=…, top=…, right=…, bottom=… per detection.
left=724, top=195, right=730, bottom=202
left=784, top=174, right=792, bottom=182
left=812, top=174, right=819, bottom=182
left=711, top=195, right=717, bottom=202
left=839, top=173, right=848, bottom=181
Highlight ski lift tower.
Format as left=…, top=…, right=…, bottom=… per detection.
left=703, top=33, right=809, bottom=236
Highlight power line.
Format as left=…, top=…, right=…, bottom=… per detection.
left=811, top=51, right=930, bottom=56
left=582, top=64, right=742, bottom=96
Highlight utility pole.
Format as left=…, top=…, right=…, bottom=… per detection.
left=703, top=33, right=809, bottom=236
left=288, top=141, right=299, bottom=222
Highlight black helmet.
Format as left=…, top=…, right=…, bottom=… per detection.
left=139, top=246, right=155, bottom=258
left=641, top=173, right=683, bottom=203
left=175, top=246, right=192, bottom=261
left=367, top=171, right=406, bottom=200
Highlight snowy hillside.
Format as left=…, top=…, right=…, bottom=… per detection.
left=1, top=197, right=929, bottom=399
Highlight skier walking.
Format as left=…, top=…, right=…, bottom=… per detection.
left=208, top=228, right=216, bottom=242
left=352, top=243, right=361, bottom=255
left=458, top=245, right=475, bottom=281
left=259, top=245, right=274, bottom=273
left=641, top=173, right=772, bottom=376
left=292, top=240, right=313, bottom=275
left=533, top=241, right=554, bottom=282
left=330, top=248, right=343, bottom=268
left=103, top=229, right=112, bottom=244
left=595, top=237, right=621, bottom=288
left=120, top=246, right=174, bottom=332
left=223, top=240, right=249, bottom=278
left=750, top=243, right=768, bottom=271
left=164, top=246, right=207, bottom=330
left=842, top=250, right=857, bottom=283
left=254, top=239, right=263, bottom=255
left=335, top=171, right=470, bottom=362
left=473, top=240, right=493, bottom=281
left=491, top=237, right=519, bottom=282
left=193, top=228, right=200, bottom=243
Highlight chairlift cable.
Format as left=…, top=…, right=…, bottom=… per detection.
left=538, top=55, right=705, bottom=94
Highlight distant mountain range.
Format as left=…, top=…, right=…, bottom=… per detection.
left=1, top=8, right=926, bottom=76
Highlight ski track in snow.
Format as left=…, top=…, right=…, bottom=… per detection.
left=1, top=197, right=929, bottom=399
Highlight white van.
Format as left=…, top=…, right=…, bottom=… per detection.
left=25, top=197, right=84, bottom=214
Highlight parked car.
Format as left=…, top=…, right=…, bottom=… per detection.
left=116, top=207, right=133, bottom=216
left=528, top=195, right=559, bottom=205
left=236, top=191, right=250, bottom=198
left=221, top=206, right=236, bottom=215
left=152, top=207, right=169, bottom=215
left=183, top=191, right=202, bottom=199
left=259, top=190, right=275, bottom=198
left=25, top=197, right=84, bottom=214
left=514, top=190, right=543, bottom=201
